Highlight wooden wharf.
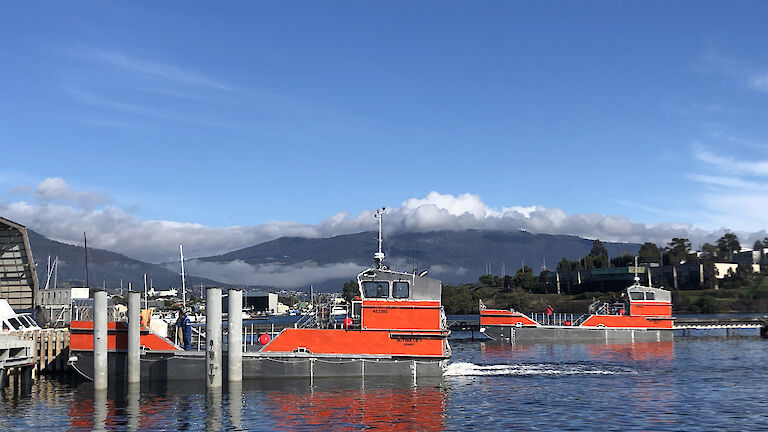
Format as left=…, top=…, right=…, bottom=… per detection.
left=0, top=334, right=34, bottom=390
left=1, top=328, right=71, bottom=390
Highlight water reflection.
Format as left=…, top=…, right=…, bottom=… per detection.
left=59, top=377, right=445, bottom=431
left=262, top=377, right=446, bottom=431
left=4, top=336, right=768, bottom=430
left=92, top=389, right=107, bottom=432
left=479, top=339, right=675, bottom=363
left=228, top=381, right=243, bottom=431
left=205, top=387, right=222, bottom=432
left=126, top=383, right=140, bottom=432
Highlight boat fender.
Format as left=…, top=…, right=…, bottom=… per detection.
left=343, top=317, right=353, bottom=329
left=564, top=320, right=571, bottom=326
left=258, top=333, right=271, bottom=345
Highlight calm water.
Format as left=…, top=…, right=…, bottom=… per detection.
left=2, top=329, right=767, bottom=430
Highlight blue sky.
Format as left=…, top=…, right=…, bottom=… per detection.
left=2, top=2, right=768, bottom=261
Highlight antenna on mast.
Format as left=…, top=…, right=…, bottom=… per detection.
left=634, top=256, right=640, bottom=284
left=374, top=208, right=386, bottom=269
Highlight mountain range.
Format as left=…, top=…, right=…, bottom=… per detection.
left=27, top=228, right=640, bottom=293
left=27, top=229, right=220, bottom=293
left=191, top=229, right=640, bottom=290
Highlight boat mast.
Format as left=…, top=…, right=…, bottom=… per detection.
left=143, top=273, right=148, bottom=309
left=180, top=244, right=187, bottom=308
left=374, top=208, right=386, bottom=269
left=84, top=232, right=90, bottom=288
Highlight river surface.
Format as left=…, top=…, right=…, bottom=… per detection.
left=1, top=325, right=766, bottom=430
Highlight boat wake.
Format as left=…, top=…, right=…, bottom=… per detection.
left=443, top=362, right=635, bottom=377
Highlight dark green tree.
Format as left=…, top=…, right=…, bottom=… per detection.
left=610, top=254, right=634, bottom=267
left=589, top=239, right=608, bottom=257
left=342, top=279, right=358, bottom=303
left=557, top=257, right=572, bottom=272
left=638, top=242, right=661, bottom=264
left=512, top=266, right=537, bottom=291
left=735, top=262, right=757, bottom=282
left=666, top=238, right=693, bottom=265
left=700, top=243, right=718, bottom=261
left=716, top=232, right=740, bottom=261
left=588, top=239, right=610, bottom=268
left=478, top=274, right=493, bottom=286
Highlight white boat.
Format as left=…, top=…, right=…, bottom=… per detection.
left=0, top=300, right=41, bottom=332
left=330, top=305, right=347, bottom=316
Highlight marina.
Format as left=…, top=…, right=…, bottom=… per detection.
left=64, top=212, right=450, bottom=383
left=2, top=331, right=768, bottom=430
left=3, top=3, right=768, bottom=430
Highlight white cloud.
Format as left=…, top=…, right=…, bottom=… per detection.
left=430, top=265, right=468, bottom=277
left=695, top=148, right=768, bottom=176
left=689, top=146, right=768, bottom=232
left=749, top=73, right=768, bottom=93
left=35, top=177, right=110, bottom=209
left=183, top=260, right=364, bottom=288
left=696, top=53, right=768, bottom=95
left=4, top=178, right=768, bottom=264
left=688, top=174, right=765, bottom=190
left=87, top=49, right=233, bottom=92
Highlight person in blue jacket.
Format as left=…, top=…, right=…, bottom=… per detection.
left=176, top=309, right=192, bottom=350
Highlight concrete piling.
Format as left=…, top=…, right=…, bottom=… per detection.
left=206, top=287, right=222, bottom=388
left=93, top=289, right=108, bottom=390
left=228, top=288, right=243, bottom=382
left=127, top=291, right=140, bottom=383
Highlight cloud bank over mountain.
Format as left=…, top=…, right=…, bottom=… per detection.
left=2, top=178, right=765, bottom=263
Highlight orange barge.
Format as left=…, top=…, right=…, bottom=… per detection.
left=480, top=279, right=674, bottom=342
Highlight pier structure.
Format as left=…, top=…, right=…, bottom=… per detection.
left=674, top=316, right=768, bottom=337
left=0, top=334, right=34, bottom=390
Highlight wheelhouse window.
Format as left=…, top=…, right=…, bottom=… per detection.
left=629, top=292, right=644, bottom=300
left=363, top=281, right=389, bottom=298
left=645, top=291, right=655, bottom=300
left=393, top=281, right=410, bottom=299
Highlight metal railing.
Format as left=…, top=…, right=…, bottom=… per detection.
left=182, top=322, right=282, bottom=351
left=529, top=312, right=577, bottom=326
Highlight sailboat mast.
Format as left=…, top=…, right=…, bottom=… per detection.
left=180, top=244, right=187, bottom=308
left=143, top=273, right=148, bottom=309
left=84, top=232, right=90, bottom=288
